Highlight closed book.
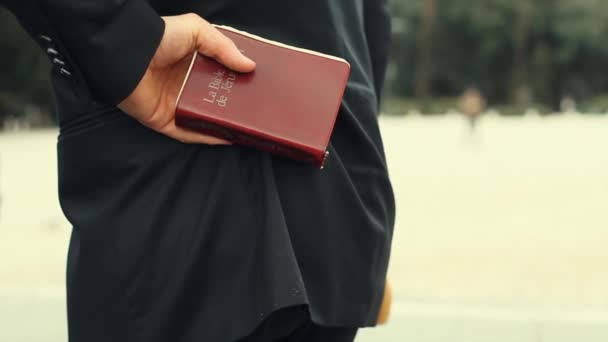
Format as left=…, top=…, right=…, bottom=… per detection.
left=175, top=25, right=350, bottom=168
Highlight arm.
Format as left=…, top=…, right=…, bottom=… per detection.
left=364, top=0, right=392, bottom=110
left=3, top=0, right=165, bottom=105
left=1, top=1, right=255, bottom=143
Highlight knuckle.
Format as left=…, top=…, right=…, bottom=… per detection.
left=185, top=13, right=200, bottom=22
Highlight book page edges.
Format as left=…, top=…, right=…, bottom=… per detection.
left=213, top=24, right=351, bottom=68
left=175, top=52, right=198, bottom=106
left=178, top=108, right=326, bottom=158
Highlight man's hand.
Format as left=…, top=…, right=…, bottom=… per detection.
left=118, top=14, right=256, bottom=144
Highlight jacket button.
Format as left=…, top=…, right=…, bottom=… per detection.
left=59, top=68, right=72, bottom=77
left=39, top=34, right=53, bottom=43
left=52, top=58, right=66, bottom=66
left=46, top=47, right=59, bottom=55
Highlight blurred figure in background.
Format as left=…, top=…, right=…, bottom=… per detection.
left=460, top=87, right=486, bottom=134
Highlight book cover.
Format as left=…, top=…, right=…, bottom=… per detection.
left=175, top=25, right=351, bottom=168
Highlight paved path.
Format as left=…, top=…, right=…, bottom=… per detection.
left=2, top=114, right=608, bottom=341
left=3, top=294, right=608, bottom=342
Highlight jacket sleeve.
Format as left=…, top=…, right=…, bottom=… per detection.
left=364, top=0, right=392, bottom=110
left=1, top=0, right=165, bottom=105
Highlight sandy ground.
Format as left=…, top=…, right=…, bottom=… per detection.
left=1, top=113, right=608, bottom=341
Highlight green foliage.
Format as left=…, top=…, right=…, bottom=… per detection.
left=581, top=94, right=608, bottom=114
left=381, top=97, right=420, bottom=115
left=387, top=0, right=608, bottom=112
left=382, top=96, right=460, bottom=115
left=1, top=2, right=608, bottom=123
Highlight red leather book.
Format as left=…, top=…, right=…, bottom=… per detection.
left=175, top=25, right=351, bottom=168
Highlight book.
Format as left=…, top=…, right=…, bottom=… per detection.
left=175, top=25, right=351, bottom=168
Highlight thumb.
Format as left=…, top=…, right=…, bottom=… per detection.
left=195, top=19, right=256, bottom=73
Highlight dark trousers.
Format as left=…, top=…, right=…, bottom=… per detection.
left=237, top=306, right=358, bottom=342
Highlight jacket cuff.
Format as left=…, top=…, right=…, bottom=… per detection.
left=83, top=0, right=165, bottom=105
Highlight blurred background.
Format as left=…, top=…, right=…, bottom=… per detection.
left=1, top=1, right=608, bottom=341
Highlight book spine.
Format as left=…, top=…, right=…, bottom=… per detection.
left=175, top=116, right=327, bottom=168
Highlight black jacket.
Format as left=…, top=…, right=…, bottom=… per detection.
left=2, top=1, right=395, bottom=341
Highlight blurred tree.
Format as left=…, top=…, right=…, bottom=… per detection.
left=1, top=2, right=608, bottom=121
left=414, top=0, right=437, bottom=101
left=510, top=0, right=533, bottom=105
left=551, top=0, right=608, bottom=104
left=387, top=0, right=608, bottom=112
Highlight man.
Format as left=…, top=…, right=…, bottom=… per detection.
left=1, top=1, right=395, bottom=341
